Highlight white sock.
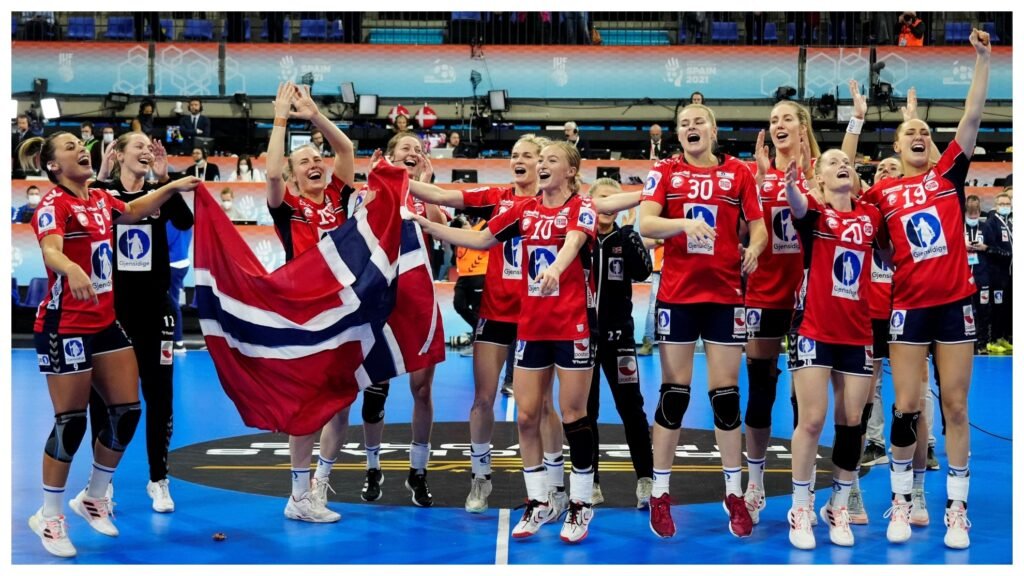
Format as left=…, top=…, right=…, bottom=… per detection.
left=87, top=462, right=115, bottom=499
left=569, top=467, right=595, bottom=504
left=913, top=468, right=926, bottom=490
left=831, top=477, right=853, bottom=508
left=365, top=444, right=381, bottom=470
left=523, top=466, right=547, bottom=503
left=947, top=465, right=970, bottom=505
left=852, top=466, right=861, bottom=490
left=42, top=484, right=64, bottom=517
left=314, top=456, right=335, bottom=481
left=544, top=452, right=565, bottom=491
left=723, top=466, right=743, bottom=496
left=792, top=478, right=812, bottom=508
left=291, top=467, right=310, bottom=498
left=410, top=442, right=430, bottom=473
left=809, top=463, right=817, bottom=500
left=653, top=468, right=671, bottom=498
left=746, top=456, right=766, bottom=490
left=890, top=457, right=913, bottom=499
left=470, top=442, right=492, bottom=478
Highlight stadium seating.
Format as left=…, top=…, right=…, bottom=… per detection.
left=183, top=19, right=214, bottom=41
left=67, top=16, right=95, bottom=40
left=21, top=277, right=48, bottom=309
left=105, top=16, right=135, bottom=40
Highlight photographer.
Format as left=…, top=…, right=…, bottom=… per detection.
left=897, top=11, right=925, bottom=46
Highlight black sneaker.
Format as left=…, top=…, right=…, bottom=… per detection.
left=405, top=470, right=434, bottom=507
left=500, top=378, right=514, bottom=397
left=926, top=446, right=940, bottom=471
left=361, top=468, right=383, bottom=502
left=860, top=442, right=888, bottom=466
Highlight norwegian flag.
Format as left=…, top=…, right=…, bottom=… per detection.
left=193, top=161, right=444, bottom=435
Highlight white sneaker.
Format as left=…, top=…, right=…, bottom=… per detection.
left=591, top=483, right=604, bottom=506
left=884, top=498, right=913, bottom=543
left=820, top=502, right=854, bottom=547
left=788, top=506, right=816, bottom=550
left=550, top=489, right=569, bottom=520
left=464, top=477, right=493, bottom=514
left=28, top=508, right=76, bottom=558
left=910, top=487, right=929, bottom=526
left=511, top=499, right=556, bottom=539
left=636, top=477, right=653, bottom=510
left=943, top=503, right=971, bottom=549
left=847, top=487, right=868, bottom=525
left=809, top=491, right=818, bottom=526
left=284, top=492, right=341, bottom=523
left=69, top=488, right=118, bottom=537
left=560, top=499, right=594, bottom=543
left=146, top=479, right=175, bottom=513
left=309, top=477, right=336, bottom=510
left=744, top=483, right=766, bottom=525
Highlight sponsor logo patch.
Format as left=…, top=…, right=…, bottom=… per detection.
left=63, top=338, right=86, bottom=365
left=617, top=356, right=639, bottom=384
left=160, top=341, right=174, bottom=365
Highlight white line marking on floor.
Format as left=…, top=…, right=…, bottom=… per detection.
left=495, top=508, right=511, bottom=565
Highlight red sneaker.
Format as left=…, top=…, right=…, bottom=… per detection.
left=723, top=493, right=753, bottom=538
left=649, top=493, right=676, bottom=538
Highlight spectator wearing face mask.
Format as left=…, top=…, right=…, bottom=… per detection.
left=185, top=147, right=220, bottom=181
left=228, top=154, right=264, bottom=182
left=220, top=188, right=244, bottom=222
left=14, top=185, right=41, bottom=223
left=984, top=190, right=1013, bottom=352
left=963, top=195, right=991, bottom=354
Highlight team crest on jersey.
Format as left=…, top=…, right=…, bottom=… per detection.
left=76, top=212, right=90, bottom=227
left=527, top=245, right=558, bottom=296
left=719, top=179, right=732, bottom=191
left=303, top=206, right=314, bottom=219
left=554, top=215, right=568, bottom=229
left=962, top=305, right=976, bottom=335
left=826, top=217, right=839, bottom=230
left=831, top=247, right=863, bottom=301
left=796, top=336, right=816, bottom=360
left=117, top=225, right=153, bottom=271
left=672, top=175, right=684, bottom=189
left=37, top=206, right=56, bottom=232
left=573, top=337, right=590, bottom=361
left=617, top=356, right=639, bottom=384
left=746, top=309, right=762, bottom=334
left=871, top=250, right=893, bottom=283
left=770, top=206, right=800, bottom=254
left=608, top=257, right=624, bottom=281
left=901, top=206, right=948, bottom=262
left=656, top=308, right=671, bottom=335
left=763, top=181, right=775, bottom=193
left=502, top=237, right=523, bottom=280
left=522, top=217, right=533, bottom=231
left=683, top=203, right=717, bottom=255
left=643, top=171, right=662, bottom=197
left=889, top=310, right=907, bottom=336
left=924, top=179, right=939, bottom=192
left=90, top=241, right=114, bottom=294
left=63, top=338, right=86, bottom=365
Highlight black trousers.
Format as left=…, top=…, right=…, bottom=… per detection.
left=90, top=298, right=175, bottom=482
left=991, top=270, right=1013, bottom=342
left=972, top=283, right=992, bottom=346
left=453, top=274, right=484, bottom=334
left=588, top=329, right=654, bottom=483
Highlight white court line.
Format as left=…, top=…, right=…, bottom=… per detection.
left=495, top=385, right=516, bottom=565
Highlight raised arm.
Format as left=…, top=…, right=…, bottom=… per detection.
left=841, top=79, right=868, bottom=169
left=410, top=213, right=498, bottom=251
left=266, top=82, right=297, bottom=209
left=291, top=84, right=356, bottom=186
left=954, top=29, right=991, bottom=158
left=899, top=86, right=940, bottom=164
left=116, top=176, right=201, bottom=224
left=753, top=129, right=770, bottom=188
left=783, top=160, right=809, bottom=219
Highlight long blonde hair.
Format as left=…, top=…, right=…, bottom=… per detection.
left=772, top=101, right=822, bottom=159
left=544, top=141, right=583, bottom=195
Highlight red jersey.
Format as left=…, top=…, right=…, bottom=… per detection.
left=864, top=141, right=975, bottom=309
left=744, top=162, right=811, bottom=309
left=642, top=155, right=763, bottom=305
left=487, top=193, right=597, bottom=341
left=269, top=174, right=352, bottom=262
left=793, top=194, right=881, bottom=345
left=32, top=186, right=128, bottom=334
left=462, top=186, right=536, bottom=323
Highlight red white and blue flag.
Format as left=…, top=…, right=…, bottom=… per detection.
left=193, top=162, right=444, bottom=435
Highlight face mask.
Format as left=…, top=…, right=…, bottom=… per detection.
left=103, top=133, right=114, bottom=144
left=239, top=165, right=250, bottom=174
left=222, top=201, right=233, bottom=211
left=27, top=194, right=40, bottom=207
left=997, top=207, right=1011, bottom=217
left=196, top=158, right=205, bottom=166
left=965, top=217, right=979, bottom=227
left=81, top=133, right=93, bottom=142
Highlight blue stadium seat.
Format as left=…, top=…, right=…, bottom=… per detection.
left=21, top=277, right=48, bottom=309
left=327, top=20, right=345, bottom=41
left=762, top=22, right=778, bottom=43
left=105, top=16, right=135, bottom=40
left=299, top=19, right=327, bottom=40
left=945, top=21, right=971, bottom=43
left=981, top=21, right=1000, bottom=43
left=67, top=16, right=95, bottom=40
left=183, top=19, right=214, bottom=41
left=146, top=18, right=175, bottom=40
left=711, top=21, right=739, bottom=43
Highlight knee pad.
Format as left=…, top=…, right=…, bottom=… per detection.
left=98, top=402, right=142, bottom=452
left=889, top=406, right=920, bottom=448
left=709, top=386, right=741, bottom=431
left=654, top=383, right=691, bottom=430
left=361, top=382, right=390, bottom=424
left=45, top=410, right=88, bottom=463
left=744, top=358, right=778, bottom=429
left=860, top=403, right=873, bottom=436
left=831, top=424, right=863, bottom=472
left=562, top=418, right=595, bottom=471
